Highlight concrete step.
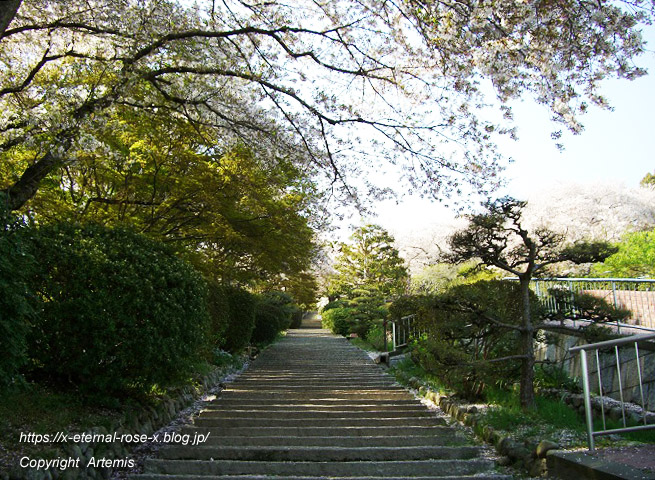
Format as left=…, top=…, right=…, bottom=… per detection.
left=195, top=434, right=468, bottom=447
left=179, top=425, right=458, bottom=437
left=192, top=416, right=447, bottom=428
left=210, top=399, right=423, bottom=406
left=136, top=476, right=513, bottom=480
left=219, top=391, right=414, bottom=400
left=143, top=459, right=497, bottom=477
left=198, top=408, right=435, bottom=418
left=157, top=445, right=484, bottom=462
left=201, top=403, right=428, bottom=411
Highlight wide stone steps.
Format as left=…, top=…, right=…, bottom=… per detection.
left=178, top=425, right=460, bottom=437
left=193, top=434, right=468, bottom=447
left=199, top=409, right=434, bottom=418
left=132, top=320, right=511, bottom=480
left=142, top=459, right=498, bottom=477
left=157, top=445, right=483, bottom=461
left=136, top=476, right=511, bottom=480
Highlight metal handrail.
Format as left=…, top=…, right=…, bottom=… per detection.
left=389, top=314, right=419, bottom=351
left=505, top=277, right=655, bottom=331
left=570, top=333, right=655, bottom=450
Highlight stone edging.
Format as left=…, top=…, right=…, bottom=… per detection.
left=394, top=372, right=559, bottom=477
left=5, top=360, right=248, bottom=480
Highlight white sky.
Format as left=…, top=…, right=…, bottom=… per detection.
left=363, top=24, right=655, bottom=246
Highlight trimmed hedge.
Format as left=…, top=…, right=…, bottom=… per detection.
left=26, top=222, right=210, bottom=396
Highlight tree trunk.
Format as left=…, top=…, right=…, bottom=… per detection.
left=2, top=150, right=62, bottom=211
left=518, top=275, right=536, bottom=409
left=0, top=0, right=22, bottom=37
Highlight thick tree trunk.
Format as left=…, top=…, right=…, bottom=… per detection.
left=518, top=275, right=536, bottom=409
left=0, top=0, right=22, bottom=37
left=2, top=151, right=62, bottom=211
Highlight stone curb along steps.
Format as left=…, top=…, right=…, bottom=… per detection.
left=131, top=326, right=513, bottom=480
left=393, top=372, right=560, bottom=478
left=5, top=360, right=247, bottom=480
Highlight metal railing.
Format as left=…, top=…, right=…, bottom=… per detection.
left=390, top=314, right=420, bottom=350
left=508, top=277, right=655, bottom=331
left=570, top=333, right=655, bottom=450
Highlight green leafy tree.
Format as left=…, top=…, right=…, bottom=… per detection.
left=333, top=224, right=409, bottom=299
left=591, top=228, right=655, bottom=278
left=641, top=171, right=655, bottom=188
left=446, top=197, right=617, bottom=408
left=11, top=104, right=319, bottom=285
left=1, top=0, right=653, bottom=211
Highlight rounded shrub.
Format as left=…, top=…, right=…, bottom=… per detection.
left=221, top=286, right=257, bottom=353
left=0, top=206, right=34, bottom=388
left=26, top=222, right=210, bottom=396
left=321, top=307, right=353, bottom=336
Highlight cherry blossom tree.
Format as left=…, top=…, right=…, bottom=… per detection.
left=1, top=0, right=653, bottom=212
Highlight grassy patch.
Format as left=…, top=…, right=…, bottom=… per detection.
left=391, top=357, right=655, bottom=450
left=389, top=357, right=450, bottom=396
left=0, top=354, right=246, bottom=471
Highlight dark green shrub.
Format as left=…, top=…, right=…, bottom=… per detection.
left=252, top=291, right=295, bottom=344
left=206, top=280, right=231, bottom=349
left=366, top=322, right=389, bottom=351
left=389, top=295, right=428, bottom=320
left=221, top=286, right=257, bottom=352
left=26, top=222, right=209, bottom=396
left=0, top=205, right=34, bottom=388
left=289, top=308, right=303, bottom=328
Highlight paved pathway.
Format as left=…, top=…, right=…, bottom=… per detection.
left=133, top=316, right=511, bottom=479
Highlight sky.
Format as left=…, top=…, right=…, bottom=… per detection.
left=362, top=25, right=655, bottom=245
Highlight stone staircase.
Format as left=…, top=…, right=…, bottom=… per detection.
left=132, top=322, right=512, bottom=480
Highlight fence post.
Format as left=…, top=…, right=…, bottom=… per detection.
left=580, top=349, right=595, bottom=451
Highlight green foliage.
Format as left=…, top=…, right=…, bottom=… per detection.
left=641, top=171, right=655, bottom=188
left=591, top=228, right=655, bottom=278
left=20, top=105, right=319, bottom=287
left=25, top=222, right=210, bottom=397
left=321, top=299, right=349, bottom=313
left=331, top=224, right=408, bottom=299
left=289, top=309, right=304, bottom=328
left=389, top=295, right=429, bottom=320
left=321, top=307, right=354, bottom=336
left=0, top=203, right=34, bottom=388
left=205, top=280, right=231, bottom=350
left=534, top=363, right=580, bottom=393
left=411, top=280, right=538, bottom=399
left=221, top=286, right=257, bottom=353
left=546, top=288, right=631, bottom=324
left=365, top=323, right=389, bottom=352
left=251, top=291, right=296, bottom=345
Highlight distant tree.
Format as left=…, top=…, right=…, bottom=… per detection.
left=333, top=225, right=409, bottom=300
left=445, top=197, right=617, bottom=409
left=591, top=228, right=655, bottom=278
left=641, top=171, right=655, bottom=188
